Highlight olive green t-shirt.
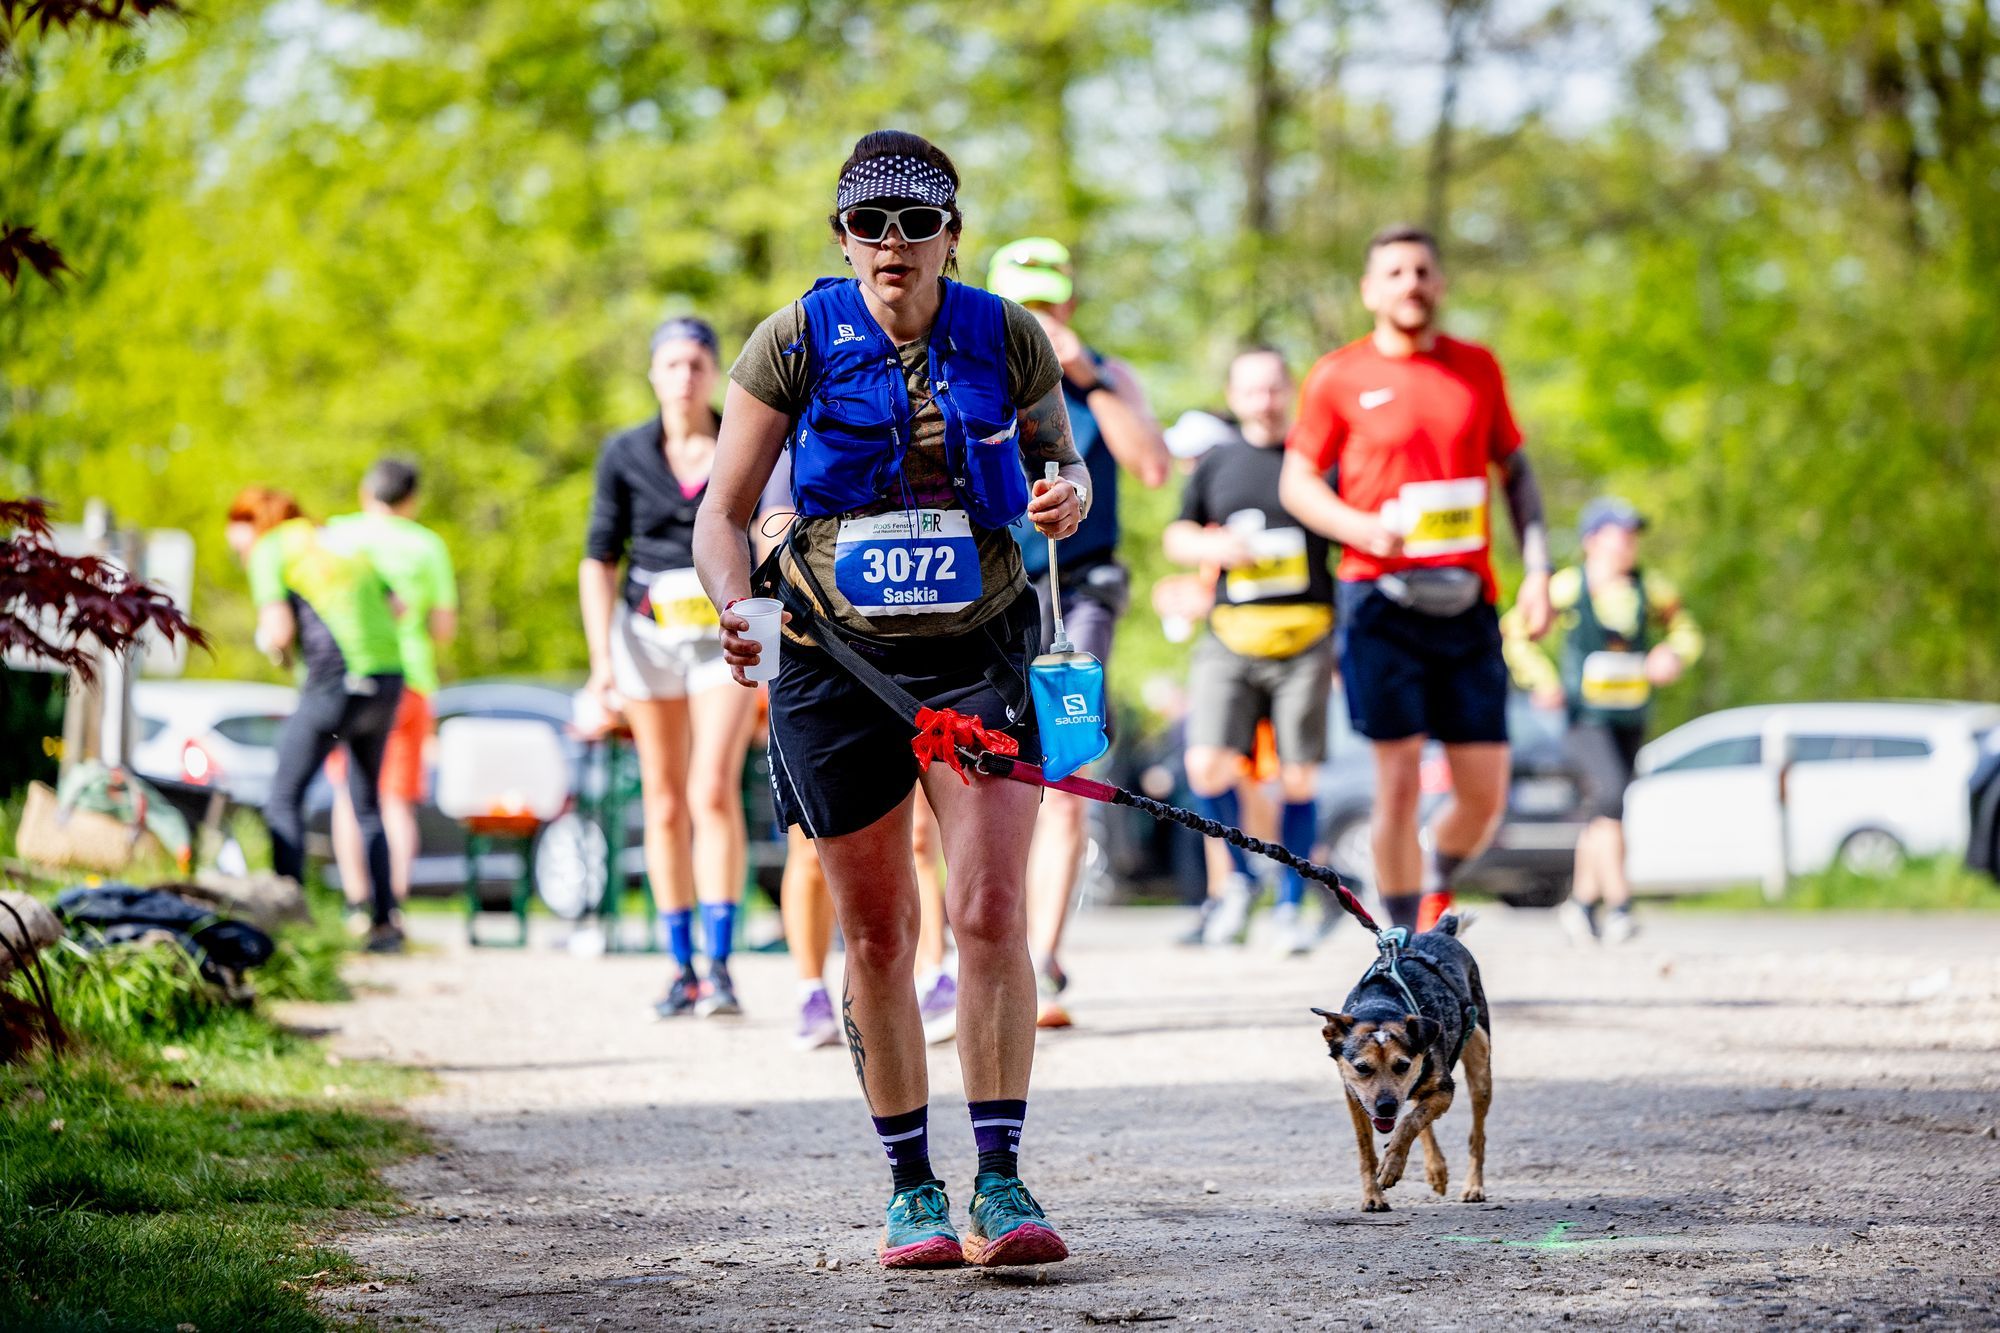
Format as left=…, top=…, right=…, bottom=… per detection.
left=731, top=289, right=1069, bottom=639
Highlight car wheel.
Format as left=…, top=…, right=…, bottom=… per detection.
left=534, top=812, right=609, bottom=919
left=1836, top=827, right=1905, bottom=877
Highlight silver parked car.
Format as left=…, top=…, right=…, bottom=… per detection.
left=131, top=680, right=298, bottom=809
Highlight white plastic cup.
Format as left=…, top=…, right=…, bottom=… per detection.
left=733, top=597, right=785, bottom=684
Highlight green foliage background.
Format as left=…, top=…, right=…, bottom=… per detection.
left=5, top=0, right=1998, bottom=725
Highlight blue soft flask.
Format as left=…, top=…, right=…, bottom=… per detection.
left=1029, top=464, right=1110, bottom=781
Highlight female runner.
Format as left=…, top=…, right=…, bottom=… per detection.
left=694, top=130, right=1087, bottom=1267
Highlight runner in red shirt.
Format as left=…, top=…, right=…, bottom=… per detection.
left=1280, top=225, right=1553, bottom=934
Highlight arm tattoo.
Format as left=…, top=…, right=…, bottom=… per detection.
left=1502, top=452, right=1550, bottom=573
left=841, top=976, right=867, bottom=1093
left=1017, top=384, right=1081, bottom=467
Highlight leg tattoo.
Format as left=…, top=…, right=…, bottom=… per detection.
left=842, top=977, right=867, bottom=1094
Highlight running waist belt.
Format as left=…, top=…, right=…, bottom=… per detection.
left=1374, top=566, right=1485, bottom=617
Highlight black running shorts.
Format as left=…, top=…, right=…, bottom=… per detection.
left=766, top=591, right=1043, bottom=840
left=1563, top=719, right=1646, bottom=822
left=1335, top=579, right=1508, bottom=745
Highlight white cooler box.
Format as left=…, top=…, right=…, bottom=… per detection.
left=434, top=717, right=570, bottom=825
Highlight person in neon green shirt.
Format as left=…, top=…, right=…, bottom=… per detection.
left=322, top=459, right=458, bottom=931
left=227, top=486, right=405, bottom=950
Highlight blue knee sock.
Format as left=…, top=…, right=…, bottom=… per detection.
left=662, top=908, right=695, bottom=971
left=700, top=901, right=737, bottom=965
left=1277, top=799, right=1317, bottom=908
left=1191, top=790, right=1252, bottom=877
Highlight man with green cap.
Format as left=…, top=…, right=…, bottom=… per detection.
left=987, top=238, right=1170, bottom=1028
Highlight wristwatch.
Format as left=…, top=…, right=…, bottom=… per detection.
left=1067, top=367, right=1113, bottom=398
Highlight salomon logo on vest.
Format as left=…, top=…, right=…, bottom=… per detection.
left=833, top=323, right=865, bottom=346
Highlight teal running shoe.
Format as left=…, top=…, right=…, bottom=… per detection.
left=877, top=1180, right=963, bottom=1269
left=962, top=1172, right=1069, bottom=1266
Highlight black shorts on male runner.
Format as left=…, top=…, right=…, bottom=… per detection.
left=1563, top=720, right=1645, bottom=822
left=1335, top=580, right=1508, bottom=745
left=767, top=590, right=1043, bottom=840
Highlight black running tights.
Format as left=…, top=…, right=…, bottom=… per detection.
left=266, top=673, right=404, bottom=924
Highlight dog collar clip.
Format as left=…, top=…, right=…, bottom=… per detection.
left=1369, top=927, right=1424, bottom=1019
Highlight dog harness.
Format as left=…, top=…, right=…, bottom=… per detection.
left=1365, top=926, right=1482, bottom=1077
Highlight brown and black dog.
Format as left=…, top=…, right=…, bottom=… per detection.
left=1312, top=914, right=1491, bottom=1211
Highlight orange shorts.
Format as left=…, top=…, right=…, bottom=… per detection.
left=1251, top=718, right=1280, bottom=784
left=325, top=688, right=432, bottom=803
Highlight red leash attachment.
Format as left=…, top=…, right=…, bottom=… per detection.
left=911, top=707, right=1018, bottom=783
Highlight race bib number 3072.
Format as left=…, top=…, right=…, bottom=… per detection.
left=834, top=509, right=983, bottom=616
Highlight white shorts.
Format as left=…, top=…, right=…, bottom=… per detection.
left=611, top=611, right=731, bottom=702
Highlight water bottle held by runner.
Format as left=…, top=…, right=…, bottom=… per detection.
left=1029, top=463, right=1109, bottom=782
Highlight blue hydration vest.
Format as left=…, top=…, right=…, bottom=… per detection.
left=788, top=277, right=1029, bottom=530
left=1015, top=362, right=1119, bottom=576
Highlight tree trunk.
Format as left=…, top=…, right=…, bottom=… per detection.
left=1243, top=0, right=1281, bottom=340
left=1025, top=34, right=1082, bottom=237
left=1424, top=0, right=1481, bottom=233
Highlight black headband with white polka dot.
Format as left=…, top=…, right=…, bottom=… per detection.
left=836, top=155, right=957, bottom=213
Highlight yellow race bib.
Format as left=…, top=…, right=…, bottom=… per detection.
left=1223, top=521, right=1312, bottom=603
left=1580, top=651, right=1650, bottom=710
left=643, top=568, right=720, bottom=640
left=1392, top=478, right=1489, bottom=558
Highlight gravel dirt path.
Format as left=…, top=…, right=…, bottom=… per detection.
left=296, top=906, right=2000, bottom=1331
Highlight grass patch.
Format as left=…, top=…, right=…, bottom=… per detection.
left=1670, top=856, right=2000, bottom=913
left=256, top=896, right=360, bottom=1005
left=2, top=896, right=430, bottom=1330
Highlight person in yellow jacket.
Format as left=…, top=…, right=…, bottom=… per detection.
left=1503, top=498, right=1702, bottom=944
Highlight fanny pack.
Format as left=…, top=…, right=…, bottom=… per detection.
left=1373, top=567, right=1485, bottom=618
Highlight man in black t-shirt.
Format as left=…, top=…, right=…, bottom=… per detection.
left=1162, top=349, right=1336, bottom=955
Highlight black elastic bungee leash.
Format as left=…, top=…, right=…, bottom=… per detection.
left=966, top=748, right=1379, bottom=931
left=768, top=562, right=1384, bottom=938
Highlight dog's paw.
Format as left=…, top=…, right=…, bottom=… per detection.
left=1426, top=1158, right=1449, bottom=1196
left=1458, top=1184, right=1486, bottom=1203
left=1362, top=1195, right=1392, bottom=1213
left=1376, top=1155, right=1407, bottom=1191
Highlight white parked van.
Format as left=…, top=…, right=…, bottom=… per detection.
left=1624, top=701, right=2000, bottom=890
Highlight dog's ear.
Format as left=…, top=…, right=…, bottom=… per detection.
left=1310, top=1008, right=1355, bottom=1052
left=1402, top=1014, right=1439, bottom=1053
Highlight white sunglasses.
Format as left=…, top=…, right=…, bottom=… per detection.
left=839, top=205, right=952, bottom=245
